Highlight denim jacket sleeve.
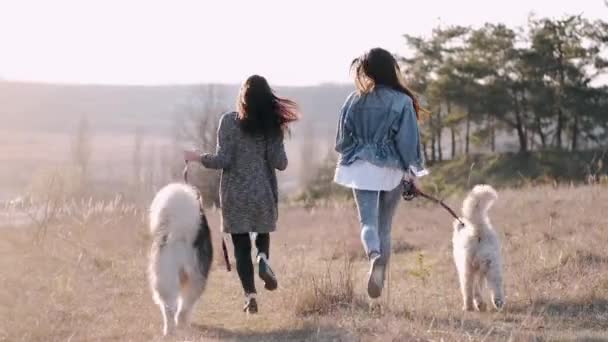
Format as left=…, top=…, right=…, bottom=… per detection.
left=394, top=98, right=426, bottom=175
left=335, top=92, right=356, bottom=153
left=201, top=113, right=235, bottom=169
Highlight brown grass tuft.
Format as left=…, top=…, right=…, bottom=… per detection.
left=2, top=184, right=608, bottom=341
left=293, top=259, right=361, bottom=317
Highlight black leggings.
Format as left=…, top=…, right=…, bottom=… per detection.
left=231, top=233, right=270, bottom=295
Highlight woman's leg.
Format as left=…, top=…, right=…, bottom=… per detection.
left=377, top=186, right=402, bottom=266
left=354, top=189, right=387, bottom=298
left=255, top=233, right=270, bottom=259
left=255, top=233, right=277, bottom=290
left=353, top=189, right=381, bottom=257
left=231, top=233, right=256, bottom=295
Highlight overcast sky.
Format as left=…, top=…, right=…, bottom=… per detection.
left=0, top=0, right=606, bottom=86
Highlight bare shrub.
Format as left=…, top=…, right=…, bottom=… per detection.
left=298, top=122, right=318, bottom=188
left=327, top=244, right=363, bottom=262
left=174, top=85, right=228, bottom=207
left=21, top=167, right=142, bottom=242
left=293, top=258, right=360, bottom=316
left=293, top=152, right=351, bottom=207
left=407, top=253, right=432, bottom=285
left=25, top=167, right=81, bottom=241
left=61, top=195, right=141, bottom=229
left=71, top=115, right=93, bottom=192
left=393, top=240, right=418, bottom=255
left=131, top=126, right=144, bottom=192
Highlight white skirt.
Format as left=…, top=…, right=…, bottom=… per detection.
left=334, top=160, right=403, bottom=191
left=334, top=160, right=429, bottom=191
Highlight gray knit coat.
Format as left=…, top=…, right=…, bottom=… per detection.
left=200, top=112, right=287, bottom=234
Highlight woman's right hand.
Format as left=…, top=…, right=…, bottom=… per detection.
left=183, top=149, right=202, bottom=163
left=404, top=172, right=420, bottom=186
left=410, top=176, right=422, bottom=190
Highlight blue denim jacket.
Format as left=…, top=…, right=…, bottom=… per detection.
left=335, top=86, right=425, bottom=174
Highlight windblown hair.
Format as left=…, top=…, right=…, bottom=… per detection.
left=351, top=47, right=424, bottom=120
left=237, top=75, right=299, bottom=138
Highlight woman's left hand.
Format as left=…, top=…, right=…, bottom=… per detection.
left=183, top=149, right=202, bottom=163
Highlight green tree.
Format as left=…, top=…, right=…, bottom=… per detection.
left=403, top=26, right=468, bottom=160
left=527, top=15, right=607, bottom=149
left=401, top=15, right=608, bottom=156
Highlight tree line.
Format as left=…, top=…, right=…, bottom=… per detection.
left=400, top=15, right=608, bottom=161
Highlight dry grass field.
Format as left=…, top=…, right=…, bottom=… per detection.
left=1, top=184, right=608, bottom=341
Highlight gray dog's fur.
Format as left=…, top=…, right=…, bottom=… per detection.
left=148, top=183, right=213, bottom=336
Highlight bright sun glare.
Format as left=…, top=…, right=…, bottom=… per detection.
left=0, top=0, right=606, bottom=85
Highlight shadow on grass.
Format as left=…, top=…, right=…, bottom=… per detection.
left=412, top=311, right=515, bottom=340
left=192, top=323, right=352, bottom=341
left=393, top=240, right=419, bottom=255
left=508, top=298, right=608, bottom=330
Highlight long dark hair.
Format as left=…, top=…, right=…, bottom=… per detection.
left=351, top=48, right=424, bottom=120
left=237, top=75, right=299, bottom=138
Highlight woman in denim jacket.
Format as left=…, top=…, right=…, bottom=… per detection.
left=334, top=47, right=428, bottom=299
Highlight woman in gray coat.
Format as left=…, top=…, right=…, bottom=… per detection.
left=184, top=75, right=298, bottom=313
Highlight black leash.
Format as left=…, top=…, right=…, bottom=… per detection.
left=183, top=162, right=231, bottom=272
left=401, top=179, right=464, bottom=225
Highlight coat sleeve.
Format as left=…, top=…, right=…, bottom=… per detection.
left=394, top=98, right=427, bottom=176
left=200, top=114, right=235, bottom=170
left=266, top=135, right=288, bottom=171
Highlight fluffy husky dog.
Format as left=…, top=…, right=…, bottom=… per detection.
left=452, top=184, right=504, bottom=312
left=148, top=183, right=213, bottom=336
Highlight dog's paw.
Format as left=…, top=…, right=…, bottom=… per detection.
left=162, top=326, right=174, bottom=337
left=474, top=300, right=487, bottom=312
left=493, top=298, right=505, bottom=311
left=175, top=311, right=191, bottom=329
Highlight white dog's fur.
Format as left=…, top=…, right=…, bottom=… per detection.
left=148, top=183, right=213, bottom=336
left=452, top=184, right=504, bottom=311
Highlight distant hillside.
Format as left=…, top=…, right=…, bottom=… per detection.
left=423, top=150, right=608, bottom=195
left=0, top=81, right=353, bottom=137
left=0, top=80, right=542, bottom=201
left=293, top=150, right=608, bottom=205
left=0, top=81, right=353, bottom=199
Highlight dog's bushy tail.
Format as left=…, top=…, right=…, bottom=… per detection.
left=149, top=183, right=201, bottom=242
left=462, top=184, right=498, bottom=225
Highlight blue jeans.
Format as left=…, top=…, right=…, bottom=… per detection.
left=353, top=186, right=401, bottom=265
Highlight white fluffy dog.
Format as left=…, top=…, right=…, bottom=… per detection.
left=148, top=183, right=213, bottom=336
left=452, top=184, right=504, bottom=312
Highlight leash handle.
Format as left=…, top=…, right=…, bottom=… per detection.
left=401, top=178, right=417, bottom=201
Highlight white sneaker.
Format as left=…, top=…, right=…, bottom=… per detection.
left=257, top=253, right=278, bottom=291
left=367, top=252, right=384, bottom=299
